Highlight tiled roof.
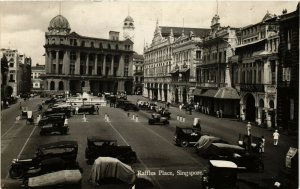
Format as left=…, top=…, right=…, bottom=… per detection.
left=160, top=26, right=210, bottom=38
left=133, top=54, right=144, bottom=60
left=214, top=87, right=240, bottom=99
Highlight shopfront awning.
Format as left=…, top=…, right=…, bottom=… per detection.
left=214, top=87, right=240, bottom=99
left=193, top=88, right=218, bottom=98
left=179, top=68, right=190, bottom=73
left=169, top=69, right=179, bottom=74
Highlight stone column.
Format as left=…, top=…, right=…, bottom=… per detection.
left=86, top=53, right=89, bottom=75
left=63, top=51, right=70, bottom=75
left=56, top=51, right=59, bottom=74
left=110, top=55, right=114, bottom=76
left=49, top=51, right=53, bottom=73
left=93, top=54, right=98, bottom=75
left=117, top=80, right=125, bottom=91
left=161, top=88, right=165, bottom=102
left=102, top=54, right=106, bottom=76
left=75, top=51, right=80, bottom=75
left=45, top=51, right=49, bottom=73
left=64, top=80, right=70, bottom=91
left=55, top=80, right=59, bottom=91
left=257, top=107, right=262, bottom=125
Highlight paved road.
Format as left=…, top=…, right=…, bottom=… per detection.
left=1, top=95, right=298, bottom=189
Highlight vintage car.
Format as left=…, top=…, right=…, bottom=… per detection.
left=85, top=136, right=137, bottom=164
left=43, top=106, right=72, bottom=118
left=148, top=113, right=169, bottom=125
left=174, top=126, right=202, bottom=147
left=26, top=111, right=34, bottom=125
left=157, top=109, right=171, bottom=119
left=116, top=91, right=127, bottom=100
left=115, top=99, right=130, bottom=109
left=78, top=105, right=95, bottom=114
left=39, top=123, right=69, bottom=136
left=23, top=169, right=82, bottom=189
left=38, top=113, right=66, bottom=127
left=123, top=102, right=139, bottom=111
left=202, top=160, right=238, bottom=189
left=45, top=98, right=56, bottom=105
left=9, top=141, right=79, bottom=179
left=237, top=134, right=261, bottom=152
left=195, top=135, right=228, bottom=154
left=89, top=157, right=136, bottom=185
left=207, top=143, right=264, bottom=172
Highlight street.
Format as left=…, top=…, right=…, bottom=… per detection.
left=1, top=95, right=298, bottom=189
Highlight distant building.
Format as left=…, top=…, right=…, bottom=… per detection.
left=31, top=64, right=45, bottom=92
left=42, top=14, right=134, bottom=95
left=233, top=12, right=279, bottom=127
left=0, top=48, right=32, bottom=96
left=143, top=20, right=209, bottom=103
left=276, top=5, right=299, bottom=133
left=133, top=53, right=144, bottom=95
left=194, top=15, right=240, bottom=117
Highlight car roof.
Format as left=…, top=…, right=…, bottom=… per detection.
left=87, top=136, right=117, bottom=142
left=210, top=160, right=238, bottom=168
left=212, top=143, right=245, bottom=150
left=38, top=141, right=78, bottom=150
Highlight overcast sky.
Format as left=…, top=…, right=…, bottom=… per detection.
left=0, top=1, right=298, bottom=66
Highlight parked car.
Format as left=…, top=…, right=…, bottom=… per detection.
left=157, top=109, right=171, bottom=119
left=148, top=113, right=169, bottom=125
left=237, top=133, right=261, bottom=152
left=124, top=103, right=139, bottom=111
left=85, top=136, right=137, bottom=164
left=115, top=99, right=129, bottom=109
left=43, top=106, right=72, bottom=118
left=9, top=141, right=79, bottom=179
left=207, top=143, right=264, bottom=172
left=78, top=105, right=95, bottom=114
left=195, top=135, right=228, bottom=154
left=39, top=113, right=66, bottom=127
left=39, top=123, right=69, bottom=136
left=174, top=126, right=202, bottom=147
left=202, top=160, right=238, bottom=189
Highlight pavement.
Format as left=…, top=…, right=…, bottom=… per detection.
left=126, top=95, right=299, bottom=188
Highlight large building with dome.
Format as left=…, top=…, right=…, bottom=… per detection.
left=42, top=14, right=135, bottom=95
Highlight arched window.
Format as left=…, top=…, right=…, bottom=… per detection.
left=81, top=41, right=85, bottom=47
left=91, top=42, right=94, bottom=48
left=50, top=81, right=55, bottom=90
left=116, top=44, right=119, bottom=50
left=99, top=43, right=103, bottom=49
left=58, top=81, right=64, bottom=91
left=107, top=44, right=111, bottom=49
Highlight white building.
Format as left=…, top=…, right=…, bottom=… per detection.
left=31, top=64, right=45, bottom=92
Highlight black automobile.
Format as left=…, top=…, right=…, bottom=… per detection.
left=148, top=113, right=169, bottom=125
left=124, top=102, right=139, bottom=111
left=157, top=109, right=171, bottom=119
left=115, top=99, right=129, bottom=109
left=43, top=106, right=72, bottom=118
left=78, top=105, right=95, bottom=114
left=202, top=160, right=238, bottom=189
left=208, top=143, right=264, bottom=172
left=39, top=123, right=69, bottom=136
left=85, top=136, right=137, bottom=164
left=174, top=126, right=202, bottom=147
left=9, top=141, right=79, bottom=179
left=45, top=98, right=56, bottom=105
left=237, top=134, right=261, bottom=152
left=38, top=113, right=66, bottom=127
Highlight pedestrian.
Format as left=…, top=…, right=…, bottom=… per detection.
left=219, top=109, right=223, bottom=118
left=179, top=104, right=182, bottom=111
left=189, top=107, right=192, bottom=115
left=6, top=101, right=9, bottom=107
left=273, top=130, right=280, bottom=146
left=64, top=117, right=69, bottom=127
left=216, top=110, right=220, bottom=118
left=75, top=106, right=79, bottom=115
left=246, top=122, right=251, bottom=136
left=96, top=106, right=99, bottom=114
left=259, top=136, right=265, bottom=154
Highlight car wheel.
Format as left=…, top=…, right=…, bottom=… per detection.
left=180, top=140, right=189, bottom=147
left=9, top=167, right=25, bottom=179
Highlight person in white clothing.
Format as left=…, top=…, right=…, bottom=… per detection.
left=246, top=122, right=251, bottom=136
left=273, top=130, right=280, bottom=146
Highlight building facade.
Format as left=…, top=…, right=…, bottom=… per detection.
left=194, top=15, right=240, bottom=117
left=31, top=64, right=45, bottom=92
left=232, top=12, right=279, bottom=127
left=0, top=48, right=32, bottom=97
left=143, top=20, right=209, bottom=103
left=42, top=15, right=134, bottom=95
left=276, top=5, right=299, bottom=133
left=132, top=53, right=144, bottom=95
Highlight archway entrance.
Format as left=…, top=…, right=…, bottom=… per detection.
left=182, top=88, right=187, bottom=103
left=175, top=88, right=179, bottom=104
left=50, top=81, right=55, bottom=90
left=245, top=94, right=255, bottom=122
left=58, top=81, right=64, bottom=91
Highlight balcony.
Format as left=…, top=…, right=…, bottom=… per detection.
left=197, top=83, right=219, bottom=88
left=240, top=84, right=265, bottom=92
left=134, top=70, right=143, bottom=75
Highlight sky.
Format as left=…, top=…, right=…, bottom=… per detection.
left=0, top=1, right=298, bottom=66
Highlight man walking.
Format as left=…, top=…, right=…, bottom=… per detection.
left=273, top=130, right=280, bottom=146
left=246, top=122, right=251, bottom=136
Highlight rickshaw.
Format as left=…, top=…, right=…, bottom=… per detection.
left=26, top=111, right=34, bottom=125
left=237, top=134, right=261, bottom=152
left=202, top=160, right=238, bottom=189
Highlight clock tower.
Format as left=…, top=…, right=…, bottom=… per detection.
left=123, top=15, right=135, bottom=43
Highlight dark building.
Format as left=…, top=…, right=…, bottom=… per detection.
left=132, top=53, right=144, bottom=95
left=276, top=5, right=299, bottom=134
left=42, top=15, right=134, bottom=95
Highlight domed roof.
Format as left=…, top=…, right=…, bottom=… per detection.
left=124, top=15, right=134, bottom=22
left=48, top=15, right=71, bottom=31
